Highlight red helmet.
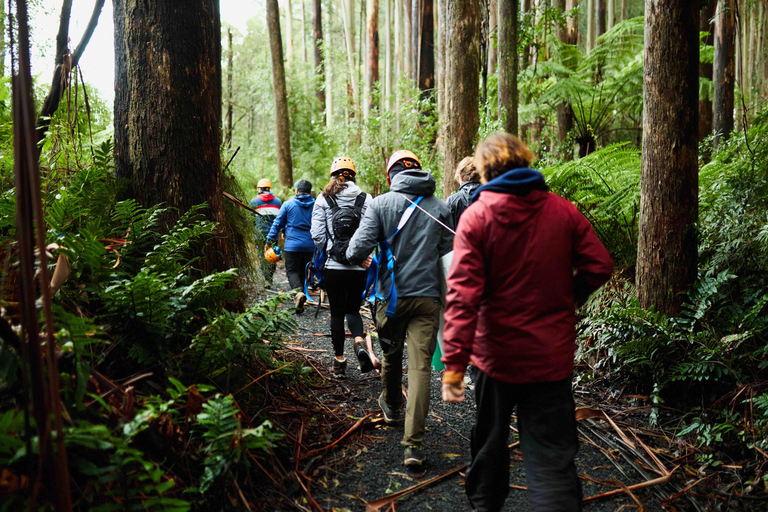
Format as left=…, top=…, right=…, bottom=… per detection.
left=386, top=150, right=420, bottom=185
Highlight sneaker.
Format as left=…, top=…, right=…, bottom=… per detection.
left=378, top=392, right=403, bottom=424
left=293, top=292, right=307, bottom=313
left=354, top=338, right=374, bottom=373
left=331, top=357, right=347, bottom=379
left=403, top=445, right=425, bottom=467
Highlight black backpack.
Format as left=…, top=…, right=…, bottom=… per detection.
left=326, top=192, right=367, bottom=265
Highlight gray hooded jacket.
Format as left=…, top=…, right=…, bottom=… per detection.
left=346, top=169, right=454, bottom=298
left=310, top=181, right=372, bottom=271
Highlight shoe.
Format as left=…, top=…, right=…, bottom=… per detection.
left=293, top=292, right=307, bottom=313
left=331, top=357, right=347, bottom=379
left=378, top=392, right=403, bottom=424
left=354, top=338, right=374, bottom=373
left=403, top=445, right=425, bottom=467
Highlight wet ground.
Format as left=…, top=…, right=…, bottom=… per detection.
left=265, top=267, right=676, bottom=511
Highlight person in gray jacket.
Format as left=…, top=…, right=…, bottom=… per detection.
left=311, top=157, right=375, bottom=379
left=346, top=150, right=454, bottom=468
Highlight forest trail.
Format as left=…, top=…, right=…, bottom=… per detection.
left=264, top=267, right=693, bottom=512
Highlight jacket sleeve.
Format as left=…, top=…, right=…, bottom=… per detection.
left=266, top=202, right=288, bottom=242
left=438, top=203, right=455, bottom=257
left=441, top=207, right=486, bottom=372
left=311, top=196, right=328, bottom=250
left=346, top=199, right=380, bottom=265
left=571, top=208, right=613, bottom=303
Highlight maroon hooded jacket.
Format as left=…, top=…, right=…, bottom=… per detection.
left=441, top=186, right=613, bottom=384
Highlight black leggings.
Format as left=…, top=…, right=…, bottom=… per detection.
left=324, top=269, right=367, bottom=357
left=283, top=250, right=313, bottom=291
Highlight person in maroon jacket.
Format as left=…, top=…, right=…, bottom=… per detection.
left=441, top=132, right=613, bottom=512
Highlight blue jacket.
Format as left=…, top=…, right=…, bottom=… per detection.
left=250, top=192, right=282, bottom=238
left=267, top=193, right=316, bottom=252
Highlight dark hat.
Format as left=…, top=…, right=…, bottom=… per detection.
left=294, top=179, right=312, bottom=193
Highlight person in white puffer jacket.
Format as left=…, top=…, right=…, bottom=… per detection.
left=311, top=157, right=375, bottom=379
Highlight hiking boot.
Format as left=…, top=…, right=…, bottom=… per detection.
left=378, top=392, right=403, bottom=425
left=331, top=357, right=347, bottom=379
left=354, top=337, right=374, bottom=373
left=293, top=291, right=307, bottom=313
left=403, top=445, right=425, bottom=467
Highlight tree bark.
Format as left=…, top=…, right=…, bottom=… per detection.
left=385, top=0, right=392, bottom=112
left=417, top=0, right=435, bottom=97
left=267, top=0, right=295, bottom=186
left=437, top=0, right=446, bottom=131
left=699, top=0, right=715, bottom=141
left=325, top=2, right=333, bottom=126
left=567, top=0, right=579, bottom=45
left=342, top=0, right=359, bottom=114
left=300, top=0, right=308, bottom=63
left=487, top=0, right=497, bottom=75
left=607, top=0, right=615, bottom=30
left=597, top=0, right=607, bottom=39
left=498, top=0, right=518, bottom=135
left=713, top=0, right=734, bottom=148
left=286, top=0, right=294, bottom=65
left=404, top=0, right=413, bottom=81
left=554, top=0, right=573, bottom=152
left=113, top=0, right=235, bottom=270
left=587, top=0, right=596, bottom=52
left=637, top=0, right=699, bottom=316
left=226, top=28, right=233, bottom=148
left=621, top=0, right=628, bottom=19
left=367, top=0, right=380, bottom=115
left=313, top=0, right=325, bottom=110
left=444, top=0, right=480, bottom=197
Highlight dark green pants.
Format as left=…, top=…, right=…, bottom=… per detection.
left=376, top=297, right=441, bottom=447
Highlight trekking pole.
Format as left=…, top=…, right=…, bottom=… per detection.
left=397, top=193, right=456, bottom=235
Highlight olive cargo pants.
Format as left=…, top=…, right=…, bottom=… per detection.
left=376, top=297, right=441, bottom=447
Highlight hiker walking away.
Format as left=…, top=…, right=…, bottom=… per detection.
left=445, top=156, right=481, bottom=226
left=346, top=150, right=454, bottom=468
left=311, top=157, right=375, bottom=379
left=441, top=132, right=613, bottom=512
left=250, top=179, right=282, bottom=285
left=266, top=180, right=315, bottom=312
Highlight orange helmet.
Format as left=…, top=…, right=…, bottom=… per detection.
left=257, top=178, right=272, bottom=189
left=264, top=245, right=282, bottom=264
left=331, top=157, right=356, bottom=177
left=386, top=150, right=420, bottom=185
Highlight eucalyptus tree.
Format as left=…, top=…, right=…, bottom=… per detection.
left=637, top=0, right=699, bottom=315
left=267, top=0, right=294, bottom=186
left=713, top=0, right=734, bottom=147
left=498, top=0, right=519, bottom=135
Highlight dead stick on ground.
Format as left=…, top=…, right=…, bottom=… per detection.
left=232, top=477, right=254, bottom=512
left=365, top=464, right=468, bottom=512
left=299, top=412, right=380, bottom=460
left=581, top=467, right=677, bottom=503
left=234, top=362, right=293, bottom=396
left=295, top=470, right=324, bottom=511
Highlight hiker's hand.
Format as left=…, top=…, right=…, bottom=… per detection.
left=442, top=382, right=465, bottom=403
left=362, top=256, right=372, bottom=269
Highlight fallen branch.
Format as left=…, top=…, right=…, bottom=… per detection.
left=582, top=466, right=677, bottom=503
left=233, top=362, right=293, bottom=396
left=299, top=412, right=380, bottom=460
left=365, top=464, right=467, bottom=512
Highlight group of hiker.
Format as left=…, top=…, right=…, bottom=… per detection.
left=251, top=132, right=613, bottom=512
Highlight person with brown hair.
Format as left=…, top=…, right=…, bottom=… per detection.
left=445, top=156, right=482, bottom=226
left=311, top=157, right=374, bottom=379
left=441, top=132, right=613, bottom=512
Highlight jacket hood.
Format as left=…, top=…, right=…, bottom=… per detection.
left=472, top=168, right=548, bottom=202
left=459, top=181, right=481, bottom=195
left=389, top=169, right=436, bottom=197
left=335, top=181, right=363, bottom=200
left=258, top=192, right=275, bottom=201
left=295, top=193, right=315, bottom=208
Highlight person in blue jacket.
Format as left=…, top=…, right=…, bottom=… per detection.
left=250, top=178, right=282, bottom=285
left=267, top=179, right=315, bottom=312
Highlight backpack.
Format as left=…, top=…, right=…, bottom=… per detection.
left=325, top=192, right=367, bottom=265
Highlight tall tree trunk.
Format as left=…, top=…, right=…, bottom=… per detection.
left=699, top=0, right=715, bottom=141
left=114, top=0, right=235, bottom=270
left=554, top=0, right=574, bottom=154
left=567, top=0, right=579, bottom=45
left=300, top=0, right=308, bottom=63
left=342, top=0, right=359, bottom=114
left=637, top=0, right=699, bottom=316
left=621, top=0, right=628, bottom=20
left=417, top=0, right=435, bottom=97
left=313, top=0, right=325, bottom=110
left=587, top=0, right=596, bottom=52
left=488, top=0, right=497, bottom=75
left=286, top=0, right=294, bottom=65
left=498, top=0, right=518, bottom=136
left=713, top=0, right=734, bottom=148
left=607, top=0, right=615, bottom=30
left=412, top=0, right=419, bottom=80
left=437, top=0, right=446, bottom=131
left=325, top=2, right=333, bottom=126
left=385, top=0, right=392, bottom=112
left=367, top=0, right=380, bottom=115
left=444, top=0, right=480, bottom=197
left=226, top=28, right=233, bottom=148
left=597, top=0, right=607, bottom=39
left=395, top=0, right=403, bottom=130
left=267, top=0, right=295, bottom=187
left=404, top=0, right=413, bottom=81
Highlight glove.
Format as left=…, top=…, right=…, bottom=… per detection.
left=442, top=370, right=466, bottom=402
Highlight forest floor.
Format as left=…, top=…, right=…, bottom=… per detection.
left=256, top=265, right=754, bottom=512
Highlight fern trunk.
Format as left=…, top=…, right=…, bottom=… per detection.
left=637, top=0, right=699, bottom=316
left=113, top=0, right=236, bottom=273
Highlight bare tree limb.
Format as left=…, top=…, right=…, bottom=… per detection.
left=35, top=0, right=105, bottom=152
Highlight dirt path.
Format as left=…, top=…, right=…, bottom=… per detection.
left=268, top=268, right=675, bottom=511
